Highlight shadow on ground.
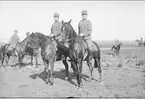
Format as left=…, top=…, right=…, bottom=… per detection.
left=29, top=70, right=94, bottom=86
left=11, top=62, right=32, bottom=67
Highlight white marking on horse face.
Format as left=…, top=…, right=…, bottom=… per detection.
left=62, top=26, right=65, bottom=31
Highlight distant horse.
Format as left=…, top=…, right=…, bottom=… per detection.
left=14, top=37, right=39, bottom=67
left=0, top=44, right=16, bottom=67
left=61, top=20, right=102, bottom=89
left=111, top=42, right=122, bottom=56
left=27, top=32, right=56, bottom=85
left=135, top=39, right=145, bottom=47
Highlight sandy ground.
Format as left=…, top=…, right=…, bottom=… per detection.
left=0, top=47, right=145, bottom=98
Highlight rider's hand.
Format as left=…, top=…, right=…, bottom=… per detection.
left=80, top=33, right=84, bottom=37
left=50, top=33, right=53, bottom=37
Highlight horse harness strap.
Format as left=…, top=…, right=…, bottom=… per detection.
left=53, top=33, right=61, bottom=38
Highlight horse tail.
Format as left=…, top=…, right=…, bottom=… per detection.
left=92, top=41, right=100, bottom=57
left=92, top=41, right=101, bottom=68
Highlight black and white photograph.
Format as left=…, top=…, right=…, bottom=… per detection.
left=0, top=1, right=145, bottom=98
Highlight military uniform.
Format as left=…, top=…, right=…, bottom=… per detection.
left=51, top=13, right=62, bottom=42
left=78, top=10, right=93, bottom=50
left=114, top=39, right=119, bottom=47
left=9, top=30, right=20, bottom=48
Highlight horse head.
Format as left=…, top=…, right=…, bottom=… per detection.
left=61, top=19, right=77, bottom=41
left=27, top=32, right=53, bottom=49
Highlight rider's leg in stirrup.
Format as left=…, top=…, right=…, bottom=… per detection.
left=86, top=39, right=93, bottom=59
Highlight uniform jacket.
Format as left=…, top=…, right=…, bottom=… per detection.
left=9, top=33, right=20, bottom=46
left=78, top=19, right=92, bottom=38
left=51, top=21, right=62, bottom=36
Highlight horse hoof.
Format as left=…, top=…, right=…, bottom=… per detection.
left=50, top=83, right=53, bottom=86
left=80, top=82, right=83, bottom=86
left=87, top=78, right=92, bottom=82
left=78, top=87, right=83, bottom=91
left=100, top=81, right=104, bottom=85
left=65, top=77, right=69, bottom=80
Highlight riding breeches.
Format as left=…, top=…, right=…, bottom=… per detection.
left=84, top=36, right=93, bottom=51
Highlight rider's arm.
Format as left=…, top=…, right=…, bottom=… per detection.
left=78, top=22, right=81, bottom=35
left=87, top=20, right=92, bottom=35
left=50, top=24, right=54, bottom=37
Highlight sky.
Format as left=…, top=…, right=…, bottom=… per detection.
left=0, top=1, right=145, bottom=43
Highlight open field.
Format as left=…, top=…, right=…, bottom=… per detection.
left=0, top=42, right=145, bottom=98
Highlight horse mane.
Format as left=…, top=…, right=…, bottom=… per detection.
left=30, top=32, right=53, bottom=48
left=16, top=37, right=28, bottom=49
left=32, top=32, right=52, bottom=42
left=66, top=23, right=77, bottom=39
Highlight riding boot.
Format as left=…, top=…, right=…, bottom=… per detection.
left=88, top=48, right=92, bottom=60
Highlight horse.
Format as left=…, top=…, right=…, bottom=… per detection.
left=61, top=20, right=102, bottom=89
left=0, top=44, right=16, bottom=67
left=49, top=35, right=75, bottom=81
left=135, top=39, right=145, bottom=47
left=14, top=37, right=39, bottom=67
left=27, top=32, right=56, bottom=85
left=111, top=42, right=122, bottom=56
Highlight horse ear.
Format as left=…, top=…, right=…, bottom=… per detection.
left=68, top=19, right=72, bottom=24
left=62, top=20, right=64, bottom=25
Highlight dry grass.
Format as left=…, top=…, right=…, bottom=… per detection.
left=0, top=47, right=145, bottom=97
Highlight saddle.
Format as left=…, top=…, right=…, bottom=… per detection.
left=80, top=37, right=91, bottom=60
left=80, top=37, right=92, bottom=51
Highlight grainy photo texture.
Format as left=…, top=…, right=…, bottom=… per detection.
left=0, top=1, right=145, bottom=98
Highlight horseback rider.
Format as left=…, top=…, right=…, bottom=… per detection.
left=9, top=30, right=20, bottom=48
left=114, top=39, right=119, bottom=47
left=8, top=30, right=20, bottom=54
left=50, top=13, right=63, bottom=42
left=78, top=10, right=93, bottom=55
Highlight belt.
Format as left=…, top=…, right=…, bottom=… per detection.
left=83, top=34, right=91, bottom=37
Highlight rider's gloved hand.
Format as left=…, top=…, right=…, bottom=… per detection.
left=49, top=33, right=54, bottom=37
left=80, top=33, right=84, bottom=37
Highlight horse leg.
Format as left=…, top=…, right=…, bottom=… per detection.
left=18, top=55, right=21, bottom=65
left=19, top=56, right=22, bottom=68
left=113, top=50, right=115, bottom=56
left=71, top=62, right=76, bottom=78
left=96, top=59, right=102, bottom=83
left=31, top=55, right=33, bottom=65
left=43, top=60, right=50, bottom=84
left=49, top=60, right=54, bottom=85
left=6, top=56, right=10, bottom=66
left=78, top=59, right=83, bottom=87
left=35, top=56, right=38, bottom=67
left=73, top=62, right=80, bottom=89
left=117, top=50, right=118, bottom=56
left=87, top=58, right=93, bottom=82
left=62, top=57, right=69, bottom=80
left=1, top=59, right=4, bottom=68
left=115, top=50, right=117, bottom=56
left=19, top=55, right=24, bottom=68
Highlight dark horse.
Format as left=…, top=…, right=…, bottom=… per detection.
left=0, top=44, right=16, bottom=67
left=61, top=20, right=102, bottom=89
left=111, top=42, right=122, bottom=56
left=27, top=32, right=56, bottom=85
left=49, top=34, right=75, bottom=81
left=14, top=38, right=39, bottom=67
